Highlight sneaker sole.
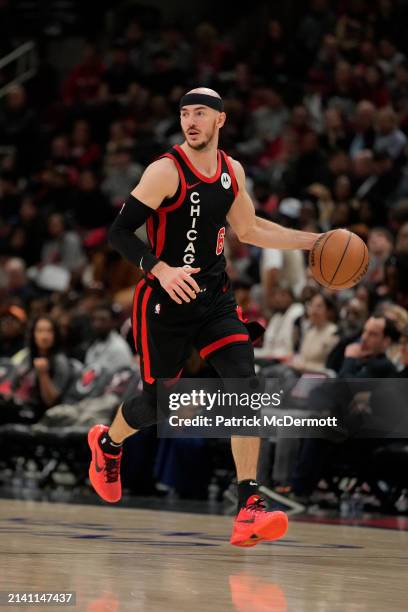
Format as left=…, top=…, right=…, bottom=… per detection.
left=230, top=511, right=288, bottom=547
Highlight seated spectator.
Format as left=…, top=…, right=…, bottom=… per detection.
left=84, top=304, right=133, bottom=374
left=376, top=224, right=408, bottom=308
left=381, top=302, right=408, bottom=334
left=62, top=42, right=106, bottom=105
left=71, top=170, right=115, bottom=230
left=326, top=296, right=368, bottom=373
left=102, top=39, right=139, bottom=97
left=287, top=293, right=338, bottom=372
left=101, top=147, right=143, bottom=208
left=338, top=316, right=399, bottom=377
left=319, top=107, right=350, bottom=153
left=40, top=213, right=86, bottom=273
left=375, top=302, right=408, bottom=367
left=255, top=287, right=304, bottom=359
left=4, top=258, right=37, bottom=305
left=104, top=121, right=135, bottom=171
left=349, top=100, right=376, bottom=158
left=70, top=119, right=102, bottom=170
left=0, top=305, right=27, bottom=362
left=365, top=227, right=394, bottom=288
left=290, top=316, right=400, bottom=500
left=260, top=199, right=307, bottom=299
left=0, top=84, right=40, bottom=174
left=0, top=316, right=72, bottom=422
left=0, top=170, right=20, bottom=223
left=15, top=195, right=47, bottom=266
left=398, top=325, right=408, bottom=376
left=374, top=106, right=407, bottom=162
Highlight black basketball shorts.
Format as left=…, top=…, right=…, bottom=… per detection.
left=131, top=278, right=251, bottom=385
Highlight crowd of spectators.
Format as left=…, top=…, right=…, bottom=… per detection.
left=0, top=0, right=408, bottom=504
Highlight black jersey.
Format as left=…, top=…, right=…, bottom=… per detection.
left=145, top=144, right=238, bottom=290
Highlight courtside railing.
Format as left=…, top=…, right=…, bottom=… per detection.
left=0, top=41, right=37, bottom=99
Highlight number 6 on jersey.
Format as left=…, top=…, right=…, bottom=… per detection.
left=216, top=226, right=225, bottom=255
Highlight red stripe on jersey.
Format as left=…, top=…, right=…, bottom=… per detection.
left=146, top=216, right=155, bottom=249
left=160, top=153, right=187, bottom=212
left=132, top=279, right=146, bottom=350
left=155, top=210, right=167, bottom=257
left=199, top=333, right=249, bottom=359
left=141, top=286, right=155, bottom=383
left=221, top=151, right=239, bottom=197
left=174, top=144, right=222, bottom=183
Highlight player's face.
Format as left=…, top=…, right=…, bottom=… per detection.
left=180, top=105, right=223, bottom=151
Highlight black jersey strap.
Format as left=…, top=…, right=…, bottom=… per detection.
left=108, top=196, right=160, bottom=273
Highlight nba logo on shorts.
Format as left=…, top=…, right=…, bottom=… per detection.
left=221, top=173, right=231, bottom=189
left=154, top=303, right=161, bottom=315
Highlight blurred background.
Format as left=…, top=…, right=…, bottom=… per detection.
left=0, top=0, right=408, bottom=518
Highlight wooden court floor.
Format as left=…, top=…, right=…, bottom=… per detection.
left=0, top=498, right=406, bottom=611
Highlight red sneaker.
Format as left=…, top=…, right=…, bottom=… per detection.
left=230, top=494, right=288, bottom=547
left=88, top=424, right=122, bottom=503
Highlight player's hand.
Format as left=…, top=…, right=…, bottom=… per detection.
left=33, top=357, right=49, bottom=373
left=151, top=262, right=201, bottom=304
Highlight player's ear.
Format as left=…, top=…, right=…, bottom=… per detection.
left=217, top=111, right=226, bottom=128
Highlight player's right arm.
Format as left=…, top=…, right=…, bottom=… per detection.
left=108, top=157, right=200, bottom=304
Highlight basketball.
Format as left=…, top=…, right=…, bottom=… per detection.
left=309, top=229, right=369, bottom=290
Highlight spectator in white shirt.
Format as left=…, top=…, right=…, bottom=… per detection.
left=255, top=287, right=304, bottom=359
left=85, top=304, right=133, bottom=374
left=260, top=198, right=307, bottom=302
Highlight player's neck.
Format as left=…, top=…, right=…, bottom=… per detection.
left=180, top=142, right=218, bottom=178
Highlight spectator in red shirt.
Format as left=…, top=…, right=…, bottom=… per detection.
left=62, top=42, right=105, bottom=105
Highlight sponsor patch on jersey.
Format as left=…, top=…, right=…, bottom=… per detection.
left=154, top=303, right=161, bottom=315
left=221, top=172, right=231, bottom=189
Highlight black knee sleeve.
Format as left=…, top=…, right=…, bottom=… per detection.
left=122, top=388, right=161, bottom=429
left=206, top=341, right=264, bottom=392
left=207, top=342, right=255, bottom=378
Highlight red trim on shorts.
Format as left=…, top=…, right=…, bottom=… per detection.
left=221, top=151, right=238, bottom=197
left=174, top=144, right=222, bottom=183
left=132, top=279, right=146, bottom=350
left=199, top=334, right=249, bottom=359
left=140, top=286, right=155, bottom=384
left=160, top=153, right=187, bottom=212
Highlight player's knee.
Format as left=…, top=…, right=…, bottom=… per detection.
left=209, top=342, right=255, bottom=378
left=122, top=391, right=159, bottom=429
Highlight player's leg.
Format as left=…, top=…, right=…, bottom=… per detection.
left=204, top=341, right=261, bottom=497
left=88, top=280, right=189, bottom=502
left=203, top=340, right=289, bottom=546
left=87, top=383, right=159, bottom=503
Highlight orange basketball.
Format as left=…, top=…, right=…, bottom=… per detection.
left=309, top=229, right=369, bottom=290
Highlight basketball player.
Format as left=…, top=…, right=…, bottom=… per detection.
left=88, top=88, right=319, bottom=547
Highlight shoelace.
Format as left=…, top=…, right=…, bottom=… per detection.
left=246, top=497, right=267, bottom=512
left=104, top=456, right=121, bottom=483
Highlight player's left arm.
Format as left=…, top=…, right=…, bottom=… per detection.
left=227, top=159, right=320, bottom=250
